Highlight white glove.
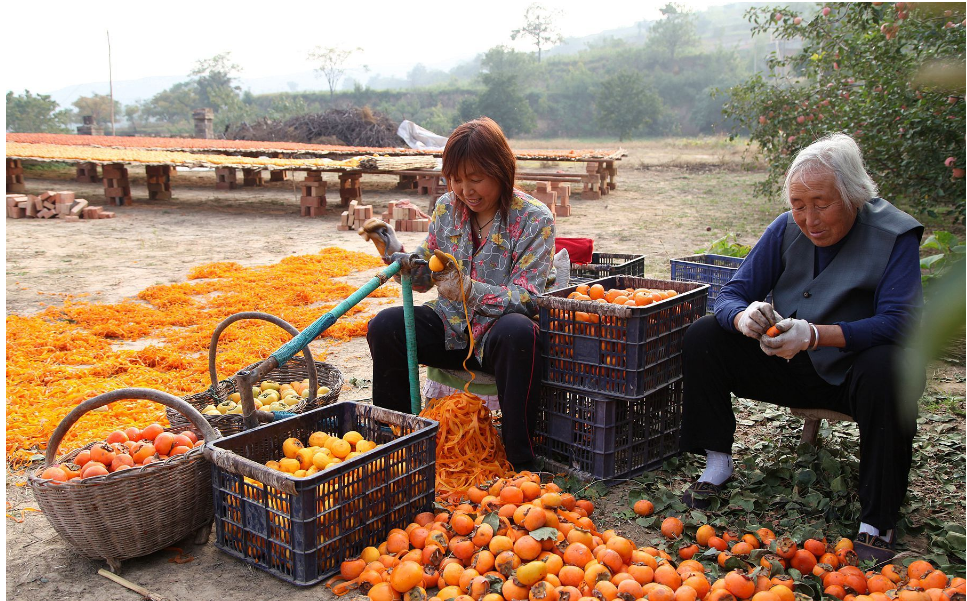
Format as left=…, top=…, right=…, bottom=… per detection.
left=430, top=249, right=472, bottom=302
left=736, top=301, right=782, bottom=339
left=760, top=318, right=812, bottom=360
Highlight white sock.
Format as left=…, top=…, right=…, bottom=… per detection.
left=859, top=523, right=894, bottom=543
left=697, top=450, right=733, bottom=486
left=858, top=523, right=879, bottom=537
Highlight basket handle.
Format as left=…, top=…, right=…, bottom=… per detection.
left=208, top=311, right=318, bottom=400
left=44, top=388, right=221, bottom=467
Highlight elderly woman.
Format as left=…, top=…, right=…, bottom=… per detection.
left=361, top=117, right=555, bottom=472
left=679, top=133, right=924, bottom=562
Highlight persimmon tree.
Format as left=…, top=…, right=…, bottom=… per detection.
left=723, top=3, right=966, bottom=222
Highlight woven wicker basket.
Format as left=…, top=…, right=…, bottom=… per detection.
left=28, top=388, right=220, bottom=573
left=167, top=311, right=343, bottom=436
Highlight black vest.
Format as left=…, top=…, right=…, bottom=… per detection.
left=772, top=198, right=923, bottom=384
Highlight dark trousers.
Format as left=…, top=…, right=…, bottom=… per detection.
left=679, top=315, right=922, bottom=532
left=367, top=305, right=542, bottom=466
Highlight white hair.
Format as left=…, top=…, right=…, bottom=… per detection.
left=782, top=133, right=878, bottom=211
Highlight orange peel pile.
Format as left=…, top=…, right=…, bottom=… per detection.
left=5, top=248, right=393, bottom=468
left=420, top=392, right=512, bottom=496
left=417, top=251, right=512, bottom=495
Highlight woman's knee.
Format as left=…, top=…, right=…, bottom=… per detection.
left=367, top=307, right=404, bottom=347
left=684, top=314, right=728, bottom=356
left=491, top=314, right=541, bottom=354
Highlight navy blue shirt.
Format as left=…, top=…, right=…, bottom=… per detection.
left=714, top=213, right=923, bottom=352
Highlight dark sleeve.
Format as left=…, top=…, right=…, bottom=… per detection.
left=836, top=229, right=923, bottom=351
left=714, top=214, right=788, bottom=333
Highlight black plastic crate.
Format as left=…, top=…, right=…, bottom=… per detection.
left=207, top=402, right=437, bottom=586
left=535, top=276, right=708, bottom=399
left=536, top=379, right=683, bottom=480
left=569, top=252, right=645, bottom=285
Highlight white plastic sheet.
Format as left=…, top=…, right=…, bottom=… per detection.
left=397, top=120, right=449, bottom=151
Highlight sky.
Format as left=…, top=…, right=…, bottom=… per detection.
left=2, top=0, right=731, bottom=98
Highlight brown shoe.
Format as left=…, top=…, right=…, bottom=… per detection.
left=853, top=532, right=896, bottom=565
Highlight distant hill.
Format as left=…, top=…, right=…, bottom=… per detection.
left=40, top=2, right=806, bottom=110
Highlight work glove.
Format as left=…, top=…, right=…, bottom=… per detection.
left=358, top=218, right=403, bottom=260
left=735, top=301, right=782, bottom=339
left=430, top=249, right=473, bottom=302
left=759, top=318, right=812, bottom=360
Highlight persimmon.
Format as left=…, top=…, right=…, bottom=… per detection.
left=39, top=466, right=67, bottom=482
left=74, top=449, right=92, bottom=467
left=141, top=423, right=164, bottom=441
left=675, top=585, right=699, bottom=601
left=679, top=544, right=700, bottom=560
left=766, top=325, right=780, bottom=337
left=89, top=443, right=116, bottom=466
left=563, top=542, right=594, bottom=568
left=110, top=454, right=135, bottom=471
left=154, top=432, right=175, bottom=455
left=654, top=564, right=682, bottom=590
left=514, top=535, right=542, bottom=561
left=81, top=462, right=109, bottom=478
left=725, top=571, right=756, bottom=599
left=790, top=549, right=818, bottom=574
left=660, top=516, right=684, bottom=539
left=105, top=430, right=129, bottom=444
left=633, top=499, right=654, bottom=516
left=908, top=561, right=936, bottom=581
left=588, top=284, right=605, bottom=300
left=169, top=445, right=191, bottom=456
left=752, top=591, right=782, bottom=601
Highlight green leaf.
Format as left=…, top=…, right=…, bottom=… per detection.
left=795, top=469, right=817, bottom=488
left=482, top=512, right=500, bottom=531
left=528, top=526, right=560, bottom=541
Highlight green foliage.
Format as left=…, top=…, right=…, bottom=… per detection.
left=510, top=3, right=563, bottom=63
left=623, top=399, right=967, bottom=574
left=72, top=93, right=121, bottom=127
left=722, top=3, right=966, bottom=222
left=5, top=90, right=71, bottom=133
left=595, top=71, right=663, bottom=140
left=700, top=232, right=752, bottom=257
left=920, top=230, right=966, bottom=286
left=190, top=52, right=242, bottom=114
left=645, top=3, right=701, bottom=61
left=475, top=71, right=536, bottom=137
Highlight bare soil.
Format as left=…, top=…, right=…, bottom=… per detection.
left=5, top=138, right=964, bottom=600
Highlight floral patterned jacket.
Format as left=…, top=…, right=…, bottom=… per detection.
left=410, top=190, right=555, bottom=363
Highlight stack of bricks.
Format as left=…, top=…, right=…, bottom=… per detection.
left=76, top=115, right=104, bottom=136
left=300, top=171, right=327, bottom=217
left=6, top=191, right=111, bottom=220
left=582, top=162, right=603, bottom=199
left=75, top=162, right=100, bottom=183
left=603, top=160, right=617, bottom=191
left=242, top=168, right=263, bottom=187
left=268, top=160, right=287, bottom=182
left=193, top=108, right=214, bottom=139
left=337, top=199, right=374, bottom=231
left=7, top=159, right=26, bottom=193
left=338, top=173, right=362, bottom=205
left=215, top=167, right=237, bottom=190
left=390, top=203, right=430, bottom=232
left=417, top=174, right=447, bottom=196
left=145, top=165, right=173, bottom=200
left=550, top=182, right=572, bottom=216
left=531, top=181, right=571, bottom=217
left=102, top=163, right=132, bottom=206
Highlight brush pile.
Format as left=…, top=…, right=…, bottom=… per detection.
left=225, top=107, right=403, bottom=148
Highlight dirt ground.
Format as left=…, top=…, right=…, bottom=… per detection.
left=5, top=138, right=965, bottom=600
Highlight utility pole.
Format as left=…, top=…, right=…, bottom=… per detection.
left=107, top=30, right=115, bottom=136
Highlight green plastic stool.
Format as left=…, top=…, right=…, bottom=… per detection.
left=425, top=366, right=499, bottom=397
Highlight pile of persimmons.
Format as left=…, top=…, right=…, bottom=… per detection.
left=329, top=474, right=965, bottom=601
left=35, top=424, right=203, bottom=481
